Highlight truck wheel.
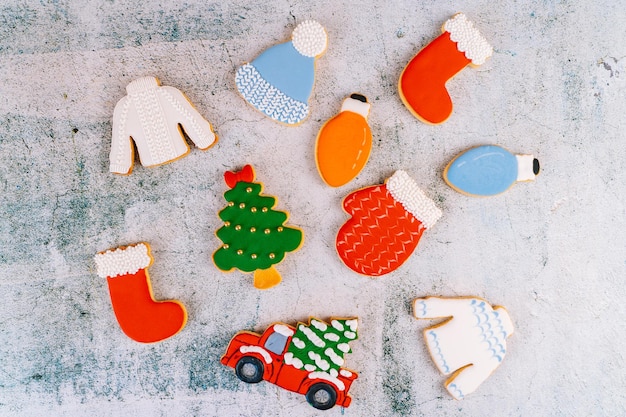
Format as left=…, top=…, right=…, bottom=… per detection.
left=305, top=383, right=337, bottom=410
left=235, top=356, right=264, bottom=384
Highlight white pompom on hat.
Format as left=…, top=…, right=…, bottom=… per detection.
left=292, top=20, right=328, bottom=57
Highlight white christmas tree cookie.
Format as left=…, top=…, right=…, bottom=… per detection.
left=413, top=296, right=514, bottom=399
left=110, top=76, right=217, bottom=174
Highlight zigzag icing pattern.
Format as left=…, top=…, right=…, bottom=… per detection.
left=236, top=64, right=309, bottom=124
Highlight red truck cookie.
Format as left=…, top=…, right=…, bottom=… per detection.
left=221, top=318, right=359, bottom=410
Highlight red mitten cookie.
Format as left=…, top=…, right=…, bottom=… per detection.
left=336, top=171, right=441, bottom=276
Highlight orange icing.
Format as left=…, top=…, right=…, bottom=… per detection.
left=399, top=32, right=472, bottom=124
left=107, top=269, right=187, bottom=343
left=316, top=111, right=372, bottom=187
left=336, top=184, right=426, bottom=276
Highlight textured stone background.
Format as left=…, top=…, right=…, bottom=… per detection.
left=1, top=1, right=625, bottom=416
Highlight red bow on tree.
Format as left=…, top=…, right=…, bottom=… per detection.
left=224, top=165, right=256, bottom=188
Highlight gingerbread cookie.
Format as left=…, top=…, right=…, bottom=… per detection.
left=213, top=165, right=304, bottom=289
left=235, top=20, right=328, bottom=125
left=413, top=296, right=514, bottom=400
left=221, top=317, right=358, bottom=410
left=315, top=94, right=372, bottom=187
left=444, top=145, right=540, bottom=196
left=94, top=242, right=187, bottom=343
left=336, top=170, right=442, bottom=276
left=399, top=13, right=493, bottom=124
left=110, top=76, right=217, bottom=174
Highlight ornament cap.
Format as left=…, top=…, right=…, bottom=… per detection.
left=340, top=94, right=371, bottom=119
left=515, top=155, right=539, bottom=182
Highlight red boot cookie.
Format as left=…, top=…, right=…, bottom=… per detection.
left=336, top=170, right=442, bottom=276
left=399, top=13, right=493, bottom=124
left=94, top=242, right=187, bottom=343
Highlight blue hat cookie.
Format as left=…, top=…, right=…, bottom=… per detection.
left=235, top=20, right=328, bottom=125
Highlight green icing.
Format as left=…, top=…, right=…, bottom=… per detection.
left=287, top=318, right=358, bottom=373
left=213, top=181, right=303, bottom=272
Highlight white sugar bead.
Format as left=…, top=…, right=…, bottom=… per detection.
left=386, top=171, right=442, bottom=229
left=292, top=20, right=327, bottom=57
left=444, top=13, right=493, bottom=65
left=94, top=243, right=152, bottom=278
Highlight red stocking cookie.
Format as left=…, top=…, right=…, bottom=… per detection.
left=399, top=13, right=493, bottom=124
left=94, top=243, right=187, bottom=343
left=336, top=170, right=442, bottom=276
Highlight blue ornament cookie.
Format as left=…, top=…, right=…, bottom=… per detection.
left=444, top=145, right=539, bottom=196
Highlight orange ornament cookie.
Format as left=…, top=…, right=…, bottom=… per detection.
left=94, top=243, right=187, bottom=343
left=336, top=170, right=442, bottom=276
left=399, top=13, right=493, bottom=124
left=315, top=94, right=372, bottom=187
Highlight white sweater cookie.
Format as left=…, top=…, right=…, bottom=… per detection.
left=110, top=76, right=217, bottom=174
left=413, top=296, right=514, bottom=400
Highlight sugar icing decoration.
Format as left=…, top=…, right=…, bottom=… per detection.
left=413, top=296, right=514, bottom=400
left=110, top=76, right=217, bottom=174
left=336, top=170, right=441, bottom=277
left=213, top=165, right=304, bottom=289
left=221, top=318, right=358, bottom=410
left=398, top=13, right=493, bottom=124
left=235, top=20, right=327, bottom=125
left=443, top=145, right=540, bottom=196
left=315, top=93, right=373, bottom=187
left=93, top=243, right=187, bottom=343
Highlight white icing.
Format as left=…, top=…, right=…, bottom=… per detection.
left=292, top=20, right=327, bottom=57
left=325, top=348, right=344, bottom=366
left=323, top=333, right=340, bottom=342
left=311, top=319, right=328, bottom=332
left=284, top=352, right=303, bottom=369
left=386, top=170, right=442, bottom=229
left=111, top=76, right=216, bottom=174
left=273, top=324, right=295, bottom=337
left=300, top=324, right=326, bottom=348
left=344, top=331, right=357, bottom=340
left=339, top=369, right=353, bottom=378
left=443, top=13, right=493, bottom=66
left=240, top=345, right=272, bottom=364
left=329, top=368, right=339, bottom=378
left=413, top=297, right=514, bottom=400
left=308, top=351, right=330, bottom=371
left=345, top=319, right=358, bottom=332
left=515, top=154, right=537, bottom=182
left=340, top=96, right=371, bottom=119
left=304, top=364, right=316, bottom=372
left=292, top=337, right=305, bottom=349
left=337, top=343, right=350, bottom=353
left=94, top=243, right=151, bottom=278
left=331, top=320, right=344, bottom=331
left=308, top=372, right=345, bottom=391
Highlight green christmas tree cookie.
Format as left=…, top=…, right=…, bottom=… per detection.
left=284, top=317, right=358, bottom=376
left=213, top=165, right=304, bottom=289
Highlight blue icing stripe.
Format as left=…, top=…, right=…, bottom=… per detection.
left=250, top=41, right=315, bottom=104
left=445, top=145, right=518, bottom=196
left=448, top=383, right=465, bottom=399
left=427, top=330, right=450, bottom=374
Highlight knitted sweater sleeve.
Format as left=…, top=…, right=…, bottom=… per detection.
left=445, top=361, right=496, bottom=400
left=158, top=86, right=217, bottom=150
left=413, top=297, right=472, bottom=319
left=110, top=96, right=134, bottom=175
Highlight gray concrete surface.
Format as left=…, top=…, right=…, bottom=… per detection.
left=1, top=1, right=625, bottom=416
